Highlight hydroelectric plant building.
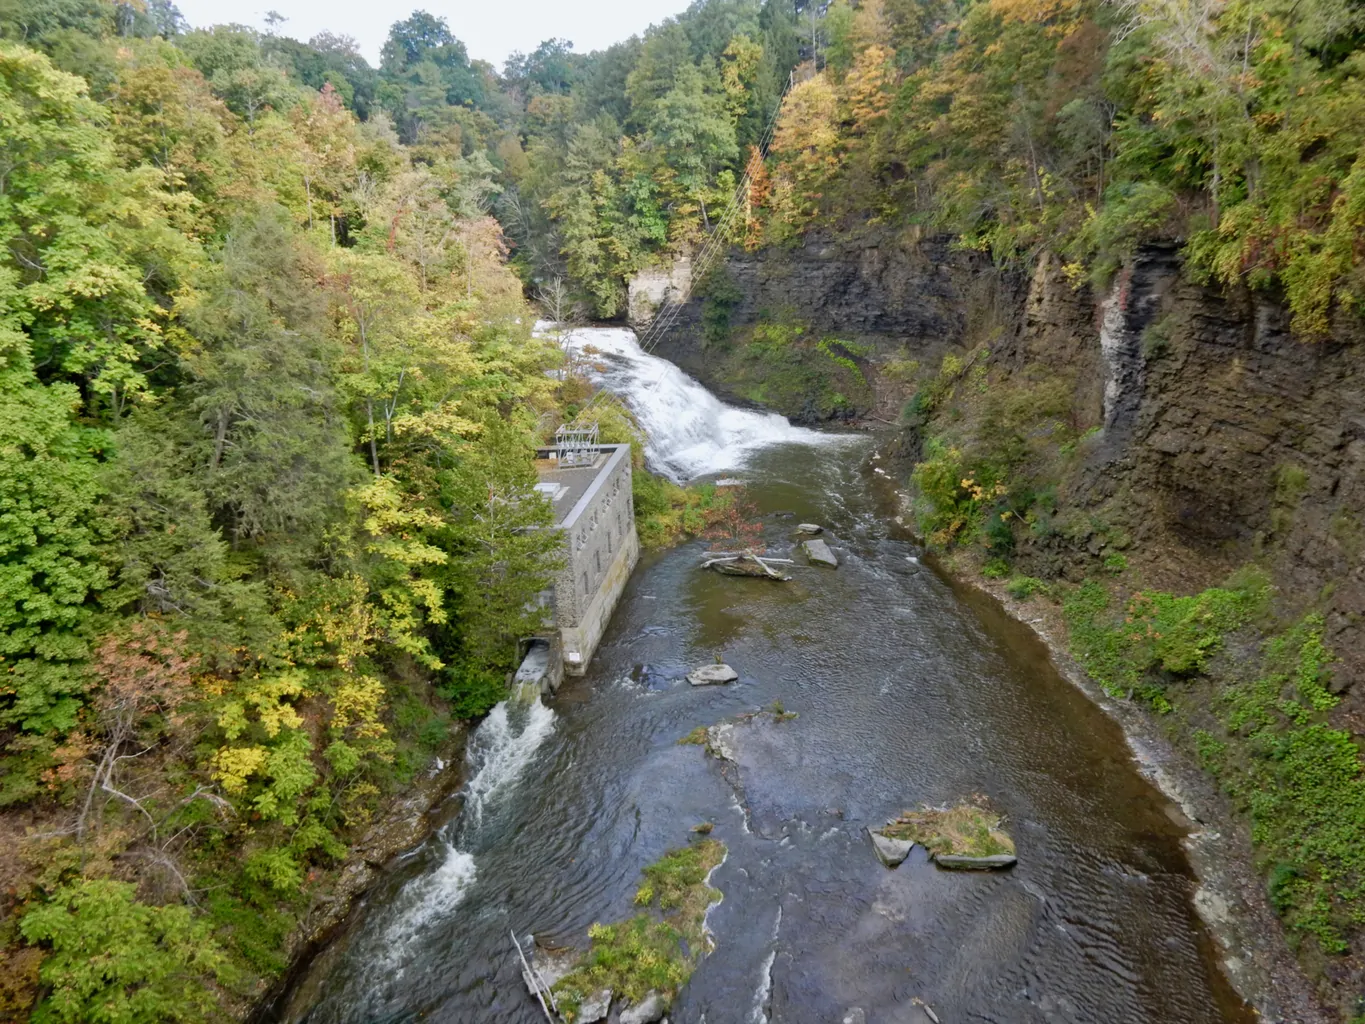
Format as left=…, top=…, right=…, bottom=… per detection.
left=533, top=442, right=639, bottom=679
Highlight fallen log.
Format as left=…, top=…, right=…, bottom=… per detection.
left=701, top=551, right=792, bottom=581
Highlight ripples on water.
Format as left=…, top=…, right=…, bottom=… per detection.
left=285, top=327, right=1252, bottom=1024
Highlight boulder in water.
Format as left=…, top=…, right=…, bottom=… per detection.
left=577, top=988, right=612, bottom=1023
left=803, top=538, right=839, bottom=568
left=688, top=664, right=738, bottom=686
left=620, top=991, right=668, bottom=1024
left=704, top=722, right=739, bottom=762
left=867, top=828, right=915, bottom=868
left=795, top=523, right=823, bottom=535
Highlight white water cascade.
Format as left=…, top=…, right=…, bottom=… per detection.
left=546, top=325, right=852, bottom=482
left=366, top=700, right=556, bottom=977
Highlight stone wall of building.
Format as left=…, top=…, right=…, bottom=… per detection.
left=550, top=444, right=639, bottom=674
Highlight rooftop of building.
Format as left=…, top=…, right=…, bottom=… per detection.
left=533, top=443, right=630, bottom=527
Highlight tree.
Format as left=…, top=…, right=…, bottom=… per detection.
left=182, top=207, right=355, bottom=549
left=0, top=43, right=176, bottom=417
left=0, top=373, right=110, bottom=735
left=21, top=879, right=228, bottom=1024
left=327, top=248, right=424, bottom=475
left=438, top=415, right=563, bottom=673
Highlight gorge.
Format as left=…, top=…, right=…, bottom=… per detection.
left=4, top=0, right=1365, bottom=1021
left=275, top=328, right=1279, bottom=1023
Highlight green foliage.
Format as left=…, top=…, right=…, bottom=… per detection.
left=553, top=840, right=725, bottom=1020
left=700, top=265, right=743, bottom=347
left=0, top=376, right=110, bottom=733
left=0, top=19, right=587, bottom=1018
left=1207, top=616, right=1363, bottom=951
left=910, top=438, right=1010, bottom=549
left=438, top=414, right=564, bottom=670
left=1062, top=574, right=1365, bottom=952
left=716, top=318, right=872, bottom=420
left=750, top=0, right=1365, bottom=339
left=20, top=879, right=229, bottom=1024
left=880, top=802, right=1015, bottom=857
left=632, top=473, right=734, bottom=549
left=1005, top=575, right=1050, bottom=600
left=1064, top=571, right=1270, bottom=710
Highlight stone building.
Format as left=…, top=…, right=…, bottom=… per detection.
left=532, top=442, right=639, bottom=679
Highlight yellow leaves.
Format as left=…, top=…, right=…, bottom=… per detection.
left=843, top=45, right=898, bottom=136
left=217, top=670, right=308, bottom=741
left=356, top=476, right=446, bottom=540
left=330, top=676, right=387, bottom=739
left=720, top=35, right=764, bottom=122
left=212, top=745, right=269, bottom=795
left=988, top=0, right=1084, bottom=35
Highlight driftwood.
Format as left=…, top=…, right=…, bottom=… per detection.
left=701, top=550, right=792, bottom=581
left=511, top=931, right=557, bottom=1022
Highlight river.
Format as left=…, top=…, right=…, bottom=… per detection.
left=278, top=327, right=1253, bottom=1024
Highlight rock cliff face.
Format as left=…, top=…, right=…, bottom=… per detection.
left=1012, top=247, right=1364, bottom=684
left=645, top=230, right=1021, bottom=422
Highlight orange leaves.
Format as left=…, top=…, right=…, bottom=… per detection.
left=742, top=146, right=771, bottom=250
left=844, top=45, right=898, bottom=136
left=988, top=0, right=1085, bottom=37
left=91, top=622, right=199, bottom=722
left=768, top=75, right=844, bottom=229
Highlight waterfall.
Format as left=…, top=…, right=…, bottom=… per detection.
left=544, top=324, right=850, bottom=483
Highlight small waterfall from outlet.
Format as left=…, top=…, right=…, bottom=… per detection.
left=350, top=700, right=556, bottom=987
left=458, top=699, right=558, bottom=836
left=545, top=324, right=851, bottom=482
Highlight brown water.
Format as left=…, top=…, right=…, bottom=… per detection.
left=277, top=334, right=1252, bottom=1024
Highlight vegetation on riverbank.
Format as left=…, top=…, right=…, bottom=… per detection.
left=552, top=840, right=725, bottom=1022
left=1062, top=577, right=1362, bottom=960
left=905, top=374, right=1365, bottom=975
left=889, top=297, right=1363, bottom=991
left=0, top=11, right=581, bottom=1018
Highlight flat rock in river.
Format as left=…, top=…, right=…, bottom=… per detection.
left=933, top=853, right=1018, bottom=871
left=688, top=664, right=738, bottom=686
left=868, top=828, right=915, bottom=868
left=803, top=538, right=839, bottom=568
left=521, top=945, right=577, bottom=998
left=795, top=523, right=823, bottom=535
left=577, top=988, right=612, bottom=1023
left=620, top=991, right=668, bottom=1024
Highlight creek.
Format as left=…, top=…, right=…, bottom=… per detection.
left=278, top=327, right=1253, bottom=1024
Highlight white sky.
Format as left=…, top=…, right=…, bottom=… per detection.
left=174, top=0, right=692, bottom=69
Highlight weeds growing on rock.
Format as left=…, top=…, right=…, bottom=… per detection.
left=882, top=801, right=1015, bottom=858
left=552, top=840, right=725, bottom=1021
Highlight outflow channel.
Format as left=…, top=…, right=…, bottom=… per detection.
left=283, top=328, right=1252, bottom=1024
